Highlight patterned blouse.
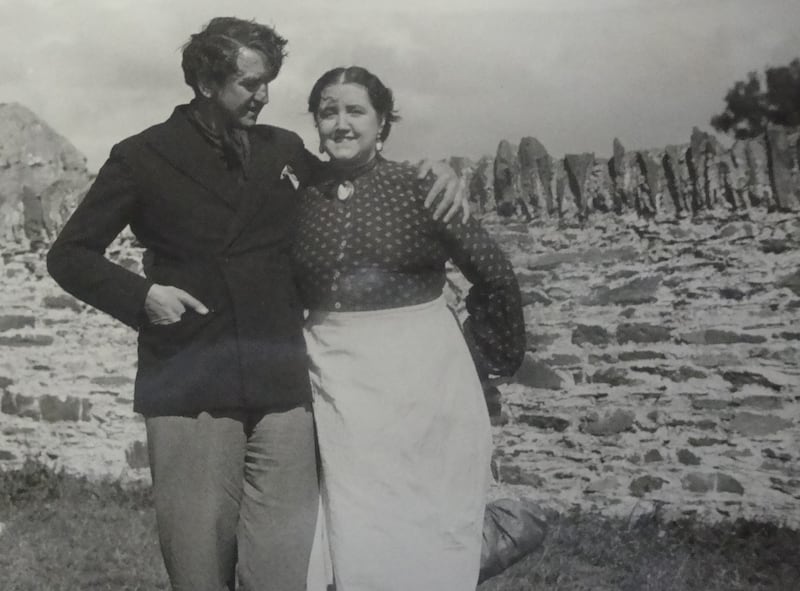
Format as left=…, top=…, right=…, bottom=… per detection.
left=291, top=156, right=526, bottom=377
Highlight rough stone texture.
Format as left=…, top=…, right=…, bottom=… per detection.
left=683, top=472, right=715, bottom=493
left=679, top=329, right=767, bottom=345
left=616, top=322, right=672, bottom=344
left=630, top=475, right=668, bottom=497
left=125, top=440, right=149, bottom=470
left=644, top=449, right=664, bottom=463
left=0, top=103, right=91, bottom=245
left=582, top=410, right=635, bottom=436
left=634, top=151, right=660, bottom=216
left=1, top=108, right=799, bottom=529
left=38, top=394, right=87, bottom=422
left=583, top=274, right=662, bottom=306
left=564, top=153, right=595, bottom=219
left=729, top=412, right=794, bottom=436
left=677, top=449, right=701, bottom=465
left=0, top=334, right=55, bottom=347
left=571, top=324, right=610, bottom=346
left=517, top=137, right=557, bottom=219
left=722, top=371, right=783, bottom=391
left=765, top=124, right=800, bottom=211
left=0, top=315, right=35, bottom=332
left=476, top=206, right=799, bottom=526
left=514, top=355, right=563, bottom=390
left=42, top=293, right=84, bottom=313
left=494, top=140, right=519, bottom=218
left=777, top=268, right=800, bottom=296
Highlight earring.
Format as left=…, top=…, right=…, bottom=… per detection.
left=376, top=133, right=384, bottom=152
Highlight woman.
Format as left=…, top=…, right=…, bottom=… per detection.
left=293, top=66, right=526, bottom=590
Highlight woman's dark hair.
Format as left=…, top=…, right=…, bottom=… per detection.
left=308, top=66, right=400, bottom=141
left=182, top=17, right=288, bottom=95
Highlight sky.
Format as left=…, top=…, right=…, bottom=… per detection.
left=1, top=0, right=799, bottom=172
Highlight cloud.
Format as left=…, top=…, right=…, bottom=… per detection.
left=1, top=0, right=798, bottom=169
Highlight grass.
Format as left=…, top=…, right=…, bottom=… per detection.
left=1, top=461, right=798, bottom=590
left=1, top=461, right=166, bottom=591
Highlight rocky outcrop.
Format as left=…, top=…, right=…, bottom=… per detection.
left=493, top=140, right=518, bottom=218
left=518, top=137, right=554, bottom=218
left=564, top=153, right=595, bottom=220
left=0, top=103, right=92, bottom=247
left=765, top=124, right=800, bottom=211
left=483, top=124, right=799, bottom=222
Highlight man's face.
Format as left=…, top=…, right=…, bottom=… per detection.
left=209, top=47, right=272, bottom=128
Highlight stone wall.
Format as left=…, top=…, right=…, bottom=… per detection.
left=0, top=108, right=798, bottom=527
left=471, top=126, right=800, bottom=221
left=474, top=210, right=800, bottom=527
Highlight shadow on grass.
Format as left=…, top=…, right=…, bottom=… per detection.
left=2, top=461, right=799, bottom=590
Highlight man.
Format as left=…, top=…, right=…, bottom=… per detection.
left=47, top=17, right=465, bottom=591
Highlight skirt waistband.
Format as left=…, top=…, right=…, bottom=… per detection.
left=306, top=295, right=446, bottom=325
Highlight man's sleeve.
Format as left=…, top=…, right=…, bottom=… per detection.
left=46, top=146, right=153, bottom=329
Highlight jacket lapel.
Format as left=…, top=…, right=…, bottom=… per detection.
left=221, top=126, right=290, bottom=248
left=146, top=106, right=240, bottom=208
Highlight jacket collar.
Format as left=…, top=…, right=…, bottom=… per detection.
left=146, top=105, right=278, bottom=206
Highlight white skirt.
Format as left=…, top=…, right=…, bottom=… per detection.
left=304, top=296, right=492, bottom=591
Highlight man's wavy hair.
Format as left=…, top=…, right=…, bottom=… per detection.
left=182, top=17, right=288, bottom=96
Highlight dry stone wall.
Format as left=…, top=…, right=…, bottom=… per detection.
left=477, top=126, right=800, bottom=222
left=471, top=210, right=800, bottom=527
left=0, top=108, right=798, bottom=527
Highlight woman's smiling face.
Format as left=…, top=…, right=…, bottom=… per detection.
left=315, top=82, right=383, bottom=166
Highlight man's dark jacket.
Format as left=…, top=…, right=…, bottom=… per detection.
left=47, top=106, right=314, bottom=416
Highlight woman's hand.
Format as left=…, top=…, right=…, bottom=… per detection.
left=417, top=159, right=470, bottom=223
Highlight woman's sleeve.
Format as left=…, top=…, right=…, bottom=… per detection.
left=437, top=214, right=527, bottom=378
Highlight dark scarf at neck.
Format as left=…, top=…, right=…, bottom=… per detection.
left=187, top=101, right=251, bottom=175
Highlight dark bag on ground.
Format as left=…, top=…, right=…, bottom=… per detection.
left=479, top=497, right=549, bottom=583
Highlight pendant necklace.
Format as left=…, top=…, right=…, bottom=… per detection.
left=337, top=180, right=354, bottom=201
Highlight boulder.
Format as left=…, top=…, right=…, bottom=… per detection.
left=729, top=412, right=793, bottom=436
left=634, top=151, right=660, bottom=216
left=493, top=140, right=519, bottom=218
left=571, top=324, right=610, bottom=346
left=582, top=409, right=635, bottom=435
left=514, top=355, right=563, bottom=390
left=616, top=322, right=672, bottom=344
left=662, top=145, right=690, bottom=215
left=629, top=475, right=668, bottom=497
left=518, top=137, right=550, bottom=216
left=765, top=124, right=800, bottom=211
left=0, top=103, right=91, bottom=244
left=564, top=153, right=594, bottom=219
left=609, top=137, right=630, bottom=211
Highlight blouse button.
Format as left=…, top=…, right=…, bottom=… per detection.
left=334, top=302, right=342, bottom=310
